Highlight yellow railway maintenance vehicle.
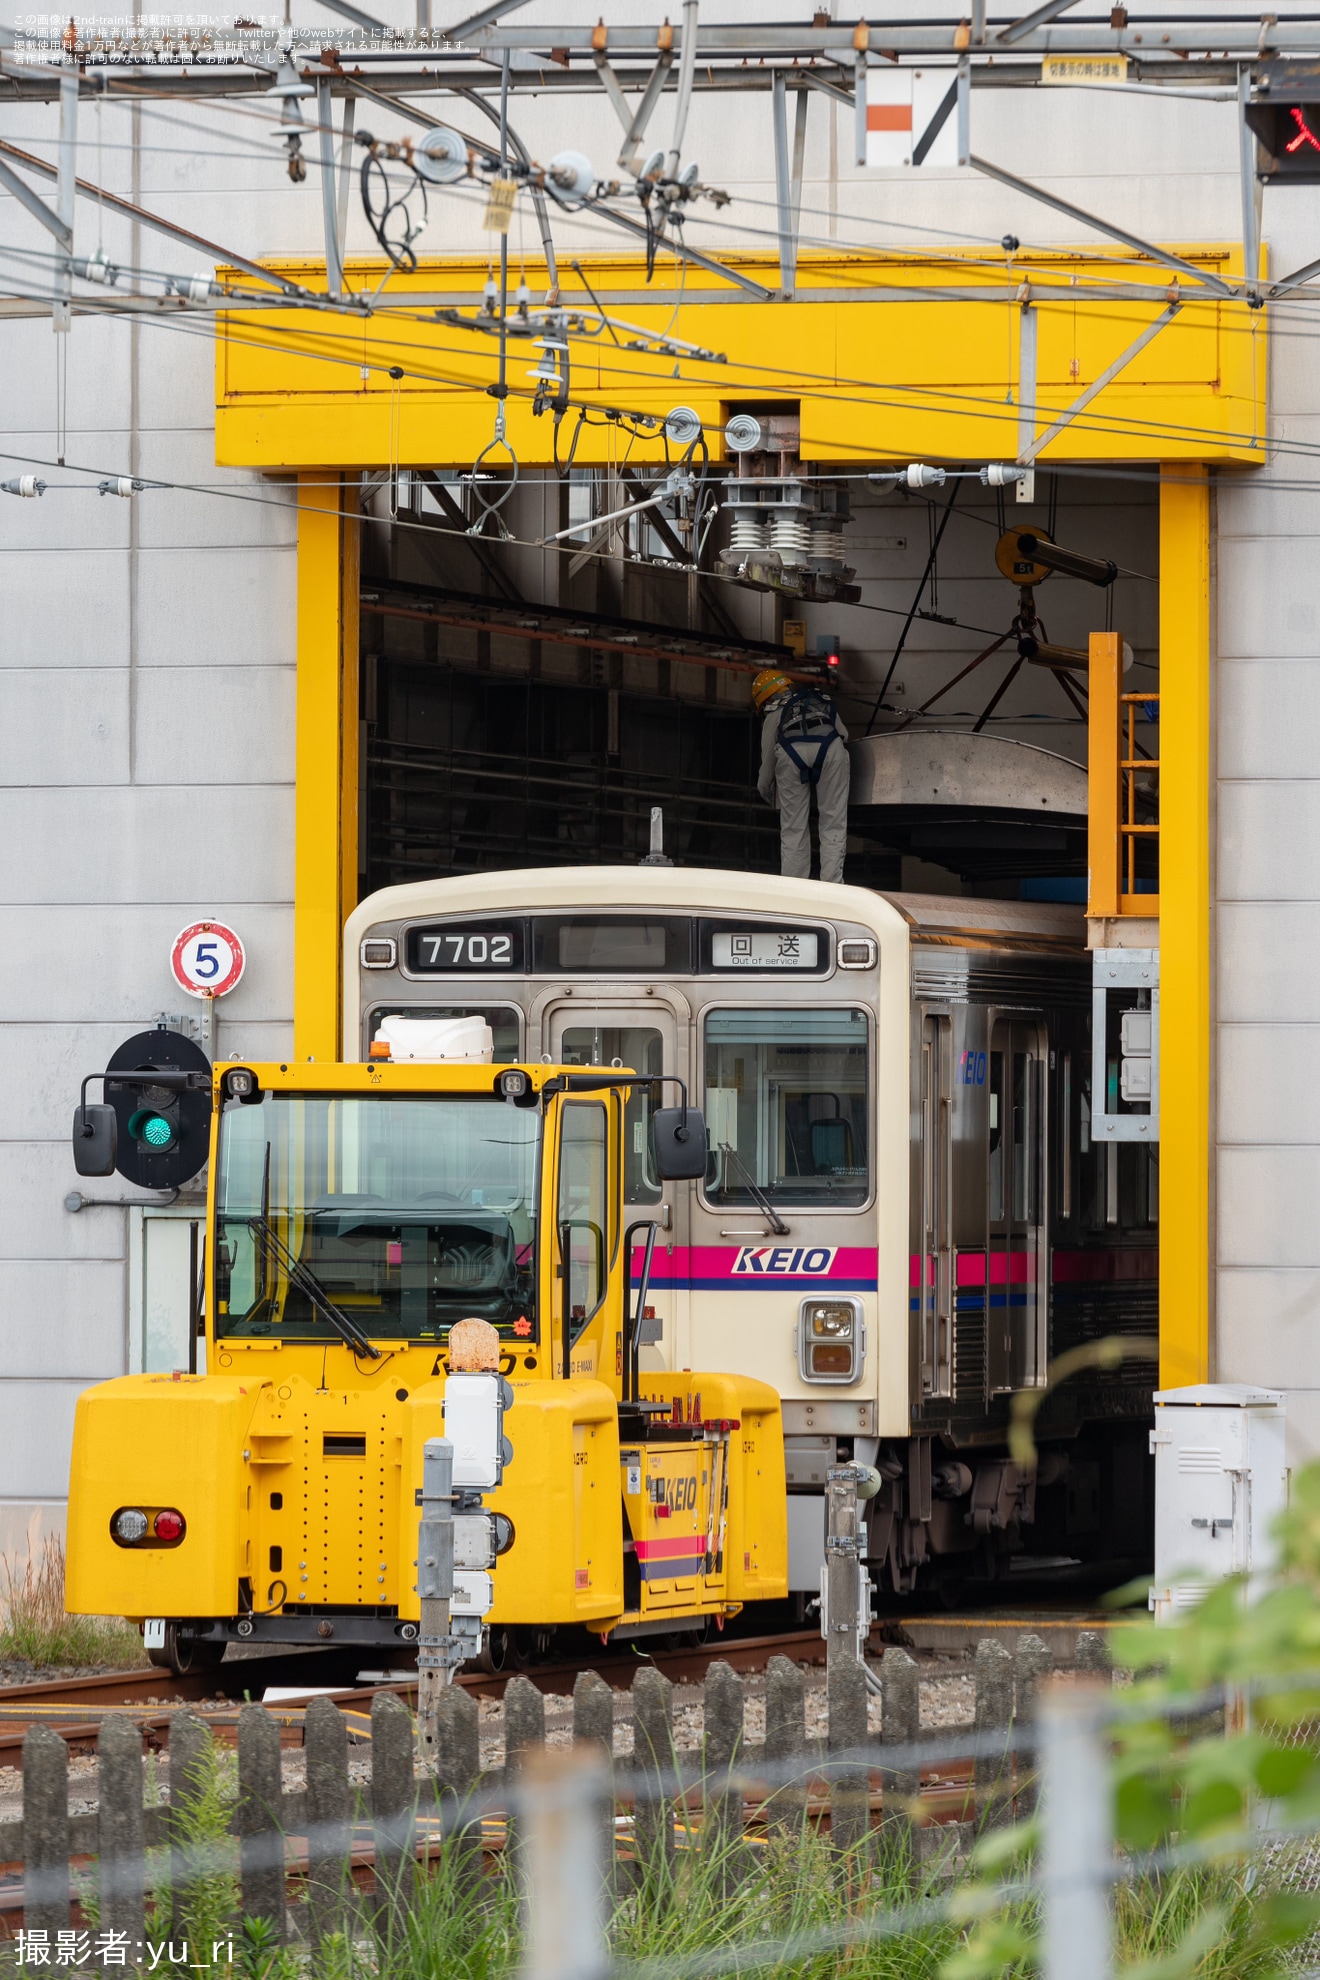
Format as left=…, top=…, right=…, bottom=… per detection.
left=64, top=1043, right=786, bottom=1675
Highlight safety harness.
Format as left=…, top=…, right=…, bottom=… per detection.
left=775, top=688, right=842, bottom=787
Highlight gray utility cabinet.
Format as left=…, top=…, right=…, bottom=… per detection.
left=1150, top=1384, right=1287, bottom=1624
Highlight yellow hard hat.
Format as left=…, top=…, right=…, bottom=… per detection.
left=752, top=668, right=792, bottom=708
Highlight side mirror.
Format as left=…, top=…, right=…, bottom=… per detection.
left=73, top=1103, right=118, bottom=1177
left=653, top=1106, right=708, bottom=1182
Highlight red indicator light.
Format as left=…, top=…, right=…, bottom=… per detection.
left=153, top=1509, right=185, bottom=1542
left=1287, top=105, right=1320, bottom=154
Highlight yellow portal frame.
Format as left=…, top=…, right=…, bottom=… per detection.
left=224, top=242, right=1241, bottom=1406
left=217, top=245, right=1264, bottom=471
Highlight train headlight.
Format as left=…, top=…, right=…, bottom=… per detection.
left=798, top=1298, right=865, bottom=1384
left=112, top=1508, right=149, bottom=1545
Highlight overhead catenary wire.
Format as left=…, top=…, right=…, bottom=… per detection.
left=0, top=240, right=1290, bottom=488
left=0, top=64, right=1306, bottom=516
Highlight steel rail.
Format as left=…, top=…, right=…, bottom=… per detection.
left=0, top=1629, right=832, bottom=1770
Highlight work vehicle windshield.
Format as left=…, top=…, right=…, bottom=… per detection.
left=214, top=1093, right=539, bottom=1344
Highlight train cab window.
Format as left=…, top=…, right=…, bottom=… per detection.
left=365, top=1006, right=521, bottom=1061
left=557, top=1102, right=608, bottom=1340
left=214, top=1093, right=539, bottom=1344
left=702, top=1009, right=870, bottom=1208
left=560, top=1025, right=663, bottom=1204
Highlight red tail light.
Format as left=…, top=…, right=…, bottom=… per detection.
left=152, top=1509, right=185, bottom=1543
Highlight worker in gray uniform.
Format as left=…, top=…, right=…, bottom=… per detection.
left=753, top=668, right=851, bottom=884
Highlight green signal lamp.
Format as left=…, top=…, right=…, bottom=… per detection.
left=128, top=1107, right=178, bottom=1151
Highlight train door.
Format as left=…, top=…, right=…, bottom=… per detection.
left=919, top=1013, right=953, bottom=1398
left=544, top=1002, right=686, bottom=1367
left=987, top=1017, right=1048, bottom=1393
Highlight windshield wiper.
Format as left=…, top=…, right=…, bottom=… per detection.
left=248, top=1214, right=382, bottom=1360
left=717, top=1143, right=789, bottom=1236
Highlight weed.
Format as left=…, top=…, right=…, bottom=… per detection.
left=0, top=1536, right=144, bottom=1670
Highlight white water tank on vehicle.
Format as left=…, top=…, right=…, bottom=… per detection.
left=372, top=1014, right=494, bottom=1062
left=1150, top=1385, right=1287, bottom=1623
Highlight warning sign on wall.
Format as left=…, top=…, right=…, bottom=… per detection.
left=866, top=69, right=961, bottom=170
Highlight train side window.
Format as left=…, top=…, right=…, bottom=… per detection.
left=1012, top=1053, right=1027, bottom=1221
left=988, top=1051, right=1004, bottom=1221
left=1010, top=1051, right=1044, bottom=1225
left=557, top=1102, right=608, bottom=1340
left=1058, top=1051, right=1073, bottom=1221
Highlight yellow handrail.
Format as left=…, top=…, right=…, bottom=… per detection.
left=1120, top=690, right=1160, bottom=904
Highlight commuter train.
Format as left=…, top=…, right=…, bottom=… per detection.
left=346, top=868, right=1158, bottom=1605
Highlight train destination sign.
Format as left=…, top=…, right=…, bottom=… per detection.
left=710, top=929, right=820, bottom=970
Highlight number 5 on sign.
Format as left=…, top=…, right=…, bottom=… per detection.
left=172, top=920, right=245, bottom=1000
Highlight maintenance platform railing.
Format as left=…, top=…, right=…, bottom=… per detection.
left=1088, top=630, right=1159, bottom=920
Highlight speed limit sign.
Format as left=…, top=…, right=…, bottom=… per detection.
left=172, top=920, right=245, bottom=1000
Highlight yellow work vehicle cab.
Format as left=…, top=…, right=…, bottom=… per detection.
left=66, top=1056, right=786, bottom=1675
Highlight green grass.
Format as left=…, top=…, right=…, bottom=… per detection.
left=0, top=1535, right=146, bottom=1670
left=2, top=1724, right=1305, bottom=1979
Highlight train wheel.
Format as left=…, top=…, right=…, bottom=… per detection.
left=148, top=1624, right=226, bottom=1677
left=472, top=1627, right=510, bottom=1675
left=511, top=1627, right=553, bottom=1668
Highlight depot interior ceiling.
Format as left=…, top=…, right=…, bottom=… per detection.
left=356, top=451, right=1159, bottom=893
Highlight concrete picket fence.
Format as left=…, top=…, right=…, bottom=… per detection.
left=9, top=1631, right=1111, bottom=1952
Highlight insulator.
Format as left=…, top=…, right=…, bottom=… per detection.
left=729, top=513, right=767, bottom=554
left=809, top=525, right=846, bottom=564
left=664, top=406, right=703, bottom=449
left=769, top=512, right=811, bottom=561
left=415, top=125, right=467, bottom=185
left=724, top=413, right=763, bottom=455
left=546, top=149, right=596, bottom=203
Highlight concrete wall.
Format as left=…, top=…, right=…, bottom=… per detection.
left=0, top=0, right=1308, bottom=1542
left=1214, top=188, right=1320, bottom=1462
left=0, top=83, right=304, bottom=1556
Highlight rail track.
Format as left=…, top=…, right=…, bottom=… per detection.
left=0, top=1629, right=829, bottom=1771
left=0, top=1608, right=1115, bottom=1772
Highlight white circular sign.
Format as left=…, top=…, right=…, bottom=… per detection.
left=172, top=920, right=245, bottom=1000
